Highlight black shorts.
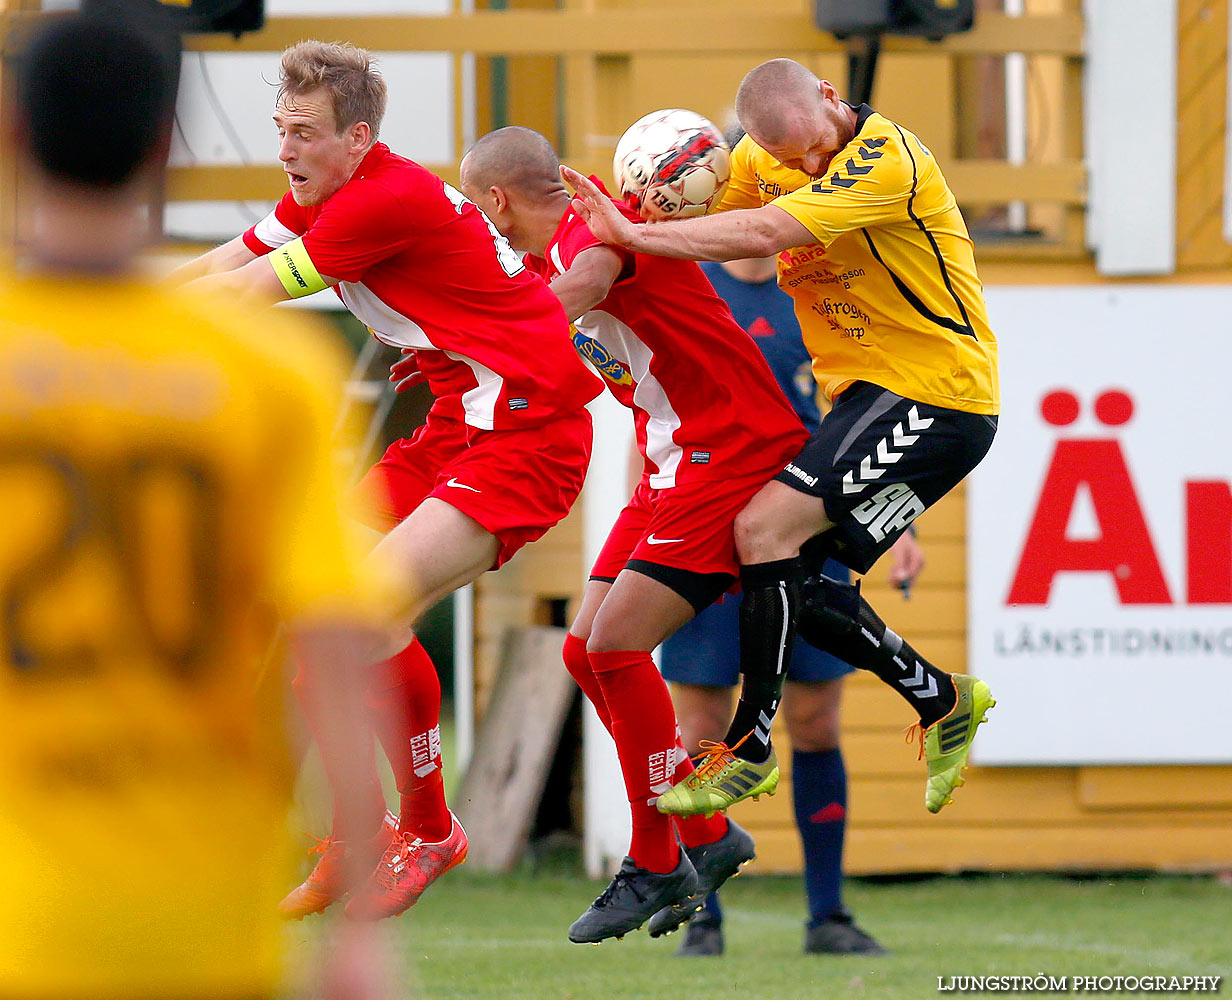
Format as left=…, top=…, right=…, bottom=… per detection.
left=777, top=381, right=997, bottom=574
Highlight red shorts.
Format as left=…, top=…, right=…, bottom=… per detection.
left=355, top=409, right=593, bottom=569
left=589, top=470, right=777, bottom=582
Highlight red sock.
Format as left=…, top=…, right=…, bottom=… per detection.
left=589, top=648, right=681, bottom=874
left=669, top=729, right=729, bottom=848
left=365, top=638, right=451, bottom=842
left=562, top=632, right=613, bottom=734
left=292, top=666, right=386, bottom=842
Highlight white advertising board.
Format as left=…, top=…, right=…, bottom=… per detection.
left=969, top=286, right=1232, bottom=766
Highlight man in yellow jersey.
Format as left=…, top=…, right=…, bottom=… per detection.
left=0, top=16, right=399, bottom=1000
left=563, top=57, right=998, bottom=818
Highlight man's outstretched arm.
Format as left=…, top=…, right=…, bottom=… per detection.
left=561, top=165, right=814, bottom=263
left=166, top=234, right=258, bottom=285
left=184, top=237, right=339, bottom=310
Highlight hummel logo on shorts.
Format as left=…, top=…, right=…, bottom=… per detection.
left=445, top=477, right=481, bottom=493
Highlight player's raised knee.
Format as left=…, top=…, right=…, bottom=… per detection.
left=734, top=479, right=827, bottom=564
left=733, top=502, right=789, bottom=564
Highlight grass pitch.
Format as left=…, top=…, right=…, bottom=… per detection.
left=285, top=868, right=1229, bottom=999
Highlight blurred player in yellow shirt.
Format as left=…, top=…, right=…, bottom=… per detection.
left=0, top=15, right=398, bottom=1000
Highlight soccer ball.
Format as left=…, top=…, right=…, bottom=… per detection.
left=613, top=109, right=730, bottom=220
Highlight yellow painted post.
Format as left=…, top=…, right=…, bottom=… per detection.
left=1022, top=0, right=1082, bottom=249
left=502, top=0, right=561, bottom=149
left=1176, top=0, right=1232, bottom=268
left=559, top=0, right=605, bottom=178
left=0, top=2, right=44, bottom=254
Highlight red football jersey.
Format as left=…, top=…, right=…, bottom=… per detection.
left=243, top=143, right=599, bottom=430
left=525, top=187, right=806, bottom=487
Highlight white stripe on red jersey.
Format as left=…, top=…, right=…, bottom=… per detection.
left=252, top=210, right=298, bottom=250
left=573, top=309, right=684, bottom=488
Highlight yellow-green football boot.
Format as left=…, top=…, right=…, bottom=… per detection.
left=909, top=674, right=995, bottom=813
left=654, top=739, right=779, bottom=818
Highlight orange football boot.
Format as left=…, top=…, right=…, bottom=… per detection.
left=344, top=812, right=468, bottom=920
left=279, top=810, right=398, bottom=920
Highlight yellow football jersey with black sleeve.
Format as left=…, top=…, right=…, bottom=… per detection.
left=715, top=107, right=998, bottom=415
left=0, top=274, right=379, bottom=1000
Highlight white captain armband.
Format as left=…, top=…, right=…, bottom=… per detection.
left=268, top=237, right=328, bottom=297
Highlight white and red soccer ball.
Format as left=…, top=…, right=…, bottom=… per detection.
left=613, top=108, right=731, bottom=220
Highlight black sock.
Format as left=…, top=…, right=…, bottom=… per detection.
left=724, top=557, right=800, bottom=763
left=797, top=574, right=957, bottom=727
